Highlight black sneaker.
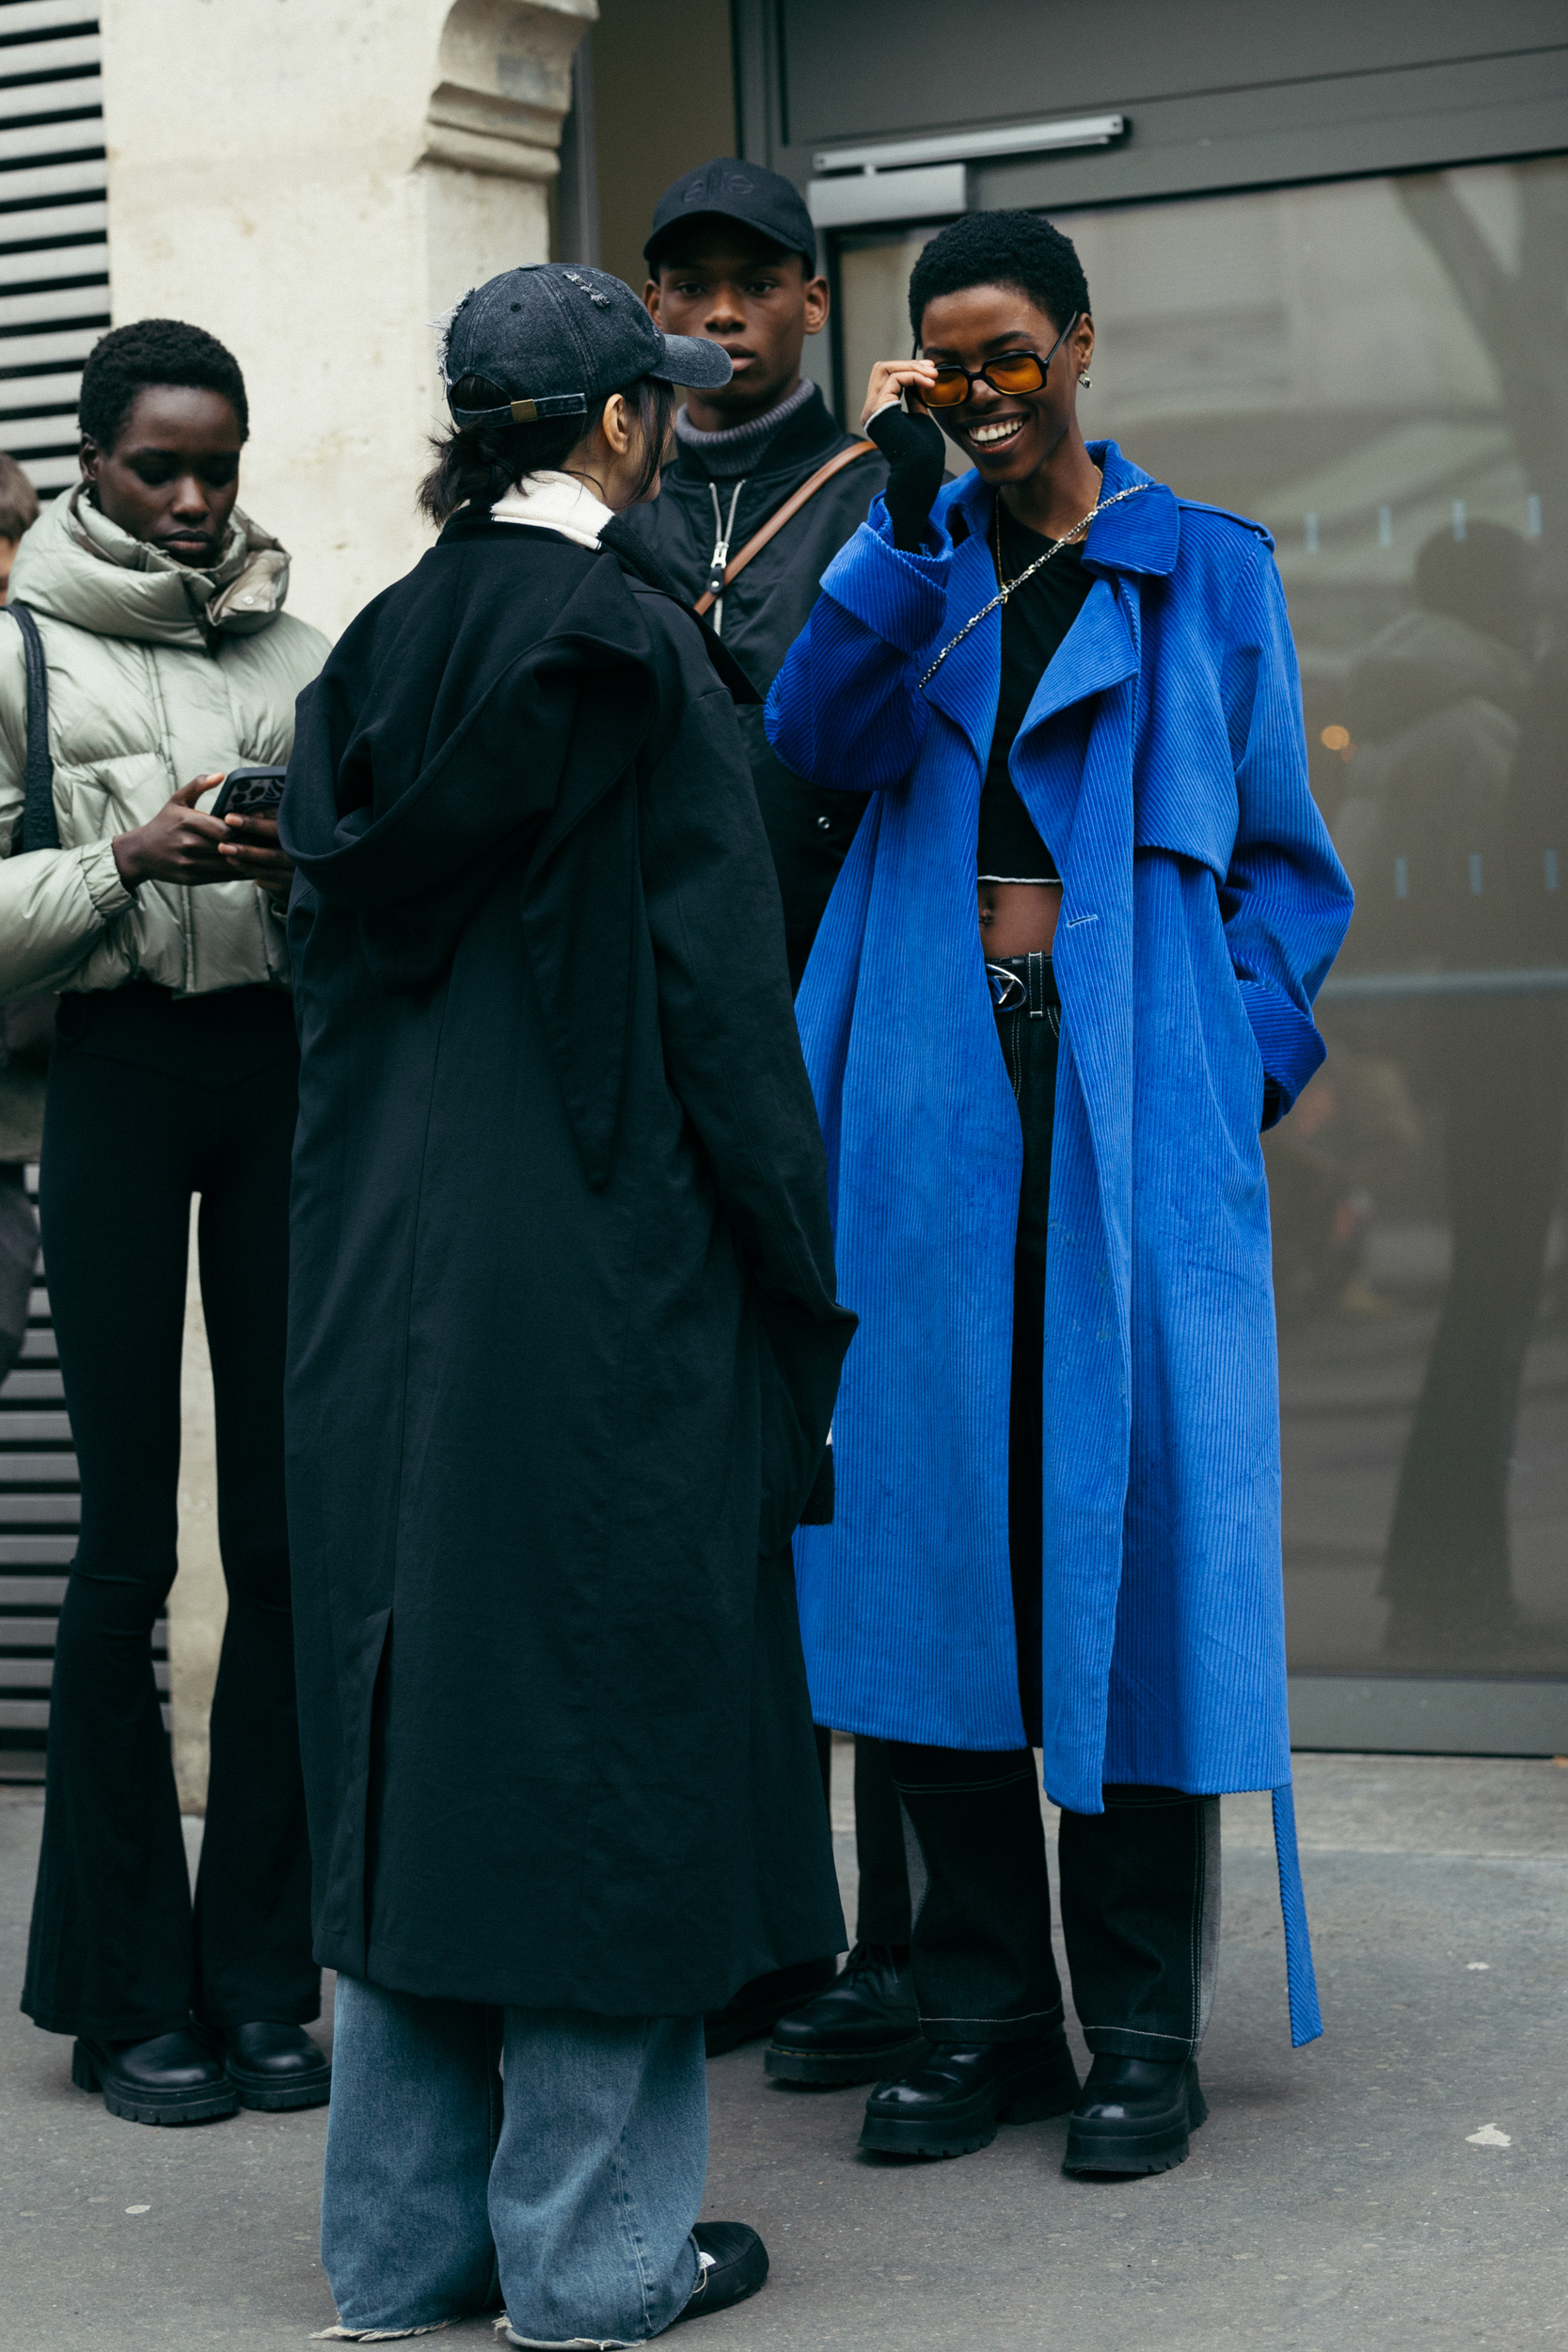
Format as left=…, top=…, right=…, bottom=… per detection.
left=859, top=2034, right=1081, bottom=2158
left=766, top=1943, right=923, bottom=2087
left=71, top=2028, right=239, bottom=2127
left=670, top=2223, right=768, bottom=2326
left=704, top=1958, right=834, bottom=2057
left=1063, top=2055, right=1207, bottom=2176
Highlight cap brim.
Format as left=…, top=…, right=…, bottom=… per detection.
left=649, top=332, right=735, bottom=390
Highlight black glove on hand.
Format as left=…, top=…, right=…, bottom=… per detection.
left=865, top=401, right=947, bottom=553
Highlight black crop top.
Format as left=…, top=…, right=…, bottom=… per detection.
left=977, top=511, right=1094, bottom=882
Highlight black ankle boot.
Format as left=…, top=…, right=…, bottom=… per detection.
left=859, top=2034, right=1080, bottom=2158
left=766, top=1943, right=922, bottom=2087
left=71, top=2028, right=239, bottom=2127
left=1063, top=2053, right=1207, bottom=2175
left=704, top=1957, right=836, bottom=2058
left=217, top=2021, right=332, bottom=2111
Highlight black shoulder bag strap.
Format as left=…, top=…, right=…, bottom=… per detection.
left=9, top=601, right=59, bottom=854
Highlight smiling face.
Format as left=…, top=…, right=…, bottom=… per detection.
left=916, top=282, right=1094, bottom=488
left=645, top=225, right=829, bottom=429
left=80, top=383, right=243, bottom=566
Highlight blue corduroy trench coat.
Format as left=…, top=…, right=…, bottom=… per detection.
left=765, top=442, right=1354, bottom=2045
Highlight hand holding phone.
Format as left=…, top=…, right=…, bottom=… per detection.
left=111, top=766, right=295, bottom=896
left=214, top=766, right=293, bottom=899
left=210, top=765, right=287, bottom=821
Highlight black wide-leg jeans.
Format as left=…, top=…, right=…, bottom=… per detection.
left=23, top=984, right=319, bottom=2042
left=886, top=955, right=1220, bottom=2061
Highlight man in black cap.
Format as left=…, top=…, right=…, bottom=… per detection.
left=624, top=162, right=918, bottom=2099
left=626, top=158, right=883, bottom=992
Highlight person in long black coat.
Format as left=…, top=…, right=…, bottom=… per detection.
left=278, top=263, right=854, bottom=2346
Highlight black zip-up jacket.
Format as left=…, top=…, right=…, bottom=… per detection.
left=622, top=387, right=886, bottom=988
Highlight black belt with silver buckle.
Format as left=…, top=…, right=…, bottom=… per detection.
left=986, top=950, right=1057, bottom=1020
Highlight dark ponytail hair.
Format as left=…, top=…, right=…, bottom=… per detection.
left=419, top=372, right=675, bottom=524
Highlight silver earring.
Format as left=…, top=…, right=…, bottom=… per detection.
left=1079, top=371, right=1092, bottom=388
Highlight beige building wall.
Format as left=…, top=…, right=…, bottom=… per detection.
left=96, top=0, right=594, bottom=1804
left=170, top=1209, right=223, bottom=1817
left=99, top=0, right=594, bottom=641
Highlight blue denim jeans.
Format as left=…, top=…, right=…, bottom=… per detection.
left=319, top=1977, right=706, bottom=2346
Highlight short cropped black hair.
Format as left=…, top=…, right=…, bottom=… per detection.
left=78, top=319, right=249, bottom=453
left=908, top=211, right=1090, bottom=343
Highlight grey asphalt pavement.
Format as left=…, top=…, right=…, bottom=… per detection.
left=2, top=1750, right=1564, bottom=2352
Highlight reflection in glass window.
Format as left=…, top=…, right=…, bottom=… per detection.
left=837, top=162, right=1567, bottom=1677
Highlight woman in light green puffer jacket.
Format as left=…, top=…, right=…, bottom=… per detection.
left=0, top=463, right=323, bottom=1000
left=8, top=319, right=333, bottom=2130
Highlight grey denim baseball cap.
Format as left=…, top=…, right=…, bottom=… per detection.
left=440, top=262, right=732, bottom=428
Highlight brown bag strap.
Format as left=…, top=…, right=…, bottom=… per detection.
left=693, top=438, right=878, bottom=617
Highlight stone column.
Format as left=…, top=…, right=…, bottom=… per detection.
left=98, top=0, right=594, bottom=639
left=99, top=0, right=592, bottom=1804
left=169, top=1208, right=222, bottom=1817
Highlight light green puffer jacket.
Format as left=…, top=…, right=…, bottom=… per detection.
left=0, top=484, right=329, bottom=1004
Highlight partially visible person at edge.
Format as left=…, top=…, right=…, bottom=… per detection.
left=279, top=264, right=854, bottom=2344
left=3, top=321, right=330, bottom=2123
left=620, top=156, right=913, bottom=2095
left=0, top=449, right=43, bottom=1385
left=767, top=211, right=1354, bottom=2177
left=0, top=448, right=38, bottom=603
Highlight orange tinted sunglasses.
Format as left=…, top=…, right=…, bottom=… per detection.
left=916, top=311, right=1079, bottom=409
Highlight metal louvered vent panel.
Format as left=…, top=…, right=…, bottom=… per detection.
left=0, top=3, right=111, bottom=1771
left=0, top=1, right=108, bottom=498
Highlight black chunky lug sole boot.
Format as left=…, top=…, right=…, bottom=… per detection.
left=71, top=2030, right=240, bottom=2126
left=219, top=2021, right=332, bottom=2112
left=766, top=1943, right=923, bottom=2088
left=1063, top=2055, right=1208, bottom=2176
left=858, top=2034, right=1081, bottom=2159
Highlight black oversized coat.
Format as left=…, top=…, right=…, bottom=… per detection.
left=278, top=515, right=854, bottom=2015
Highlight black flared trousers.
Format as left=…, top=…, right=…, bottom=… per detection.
left=23, top=984, right=318, bottom=2042
left=887, top=960, right=1220, bottom=2059
left=811, top=1724, right=912, bottom=1948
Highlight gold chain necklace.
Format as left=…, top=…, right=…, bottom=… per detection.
left=916, top=480, right=1149, bottom=691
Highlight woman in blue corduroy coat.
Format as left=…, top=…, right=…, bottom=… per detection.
left=764, top=213, right=1353, bottom=2174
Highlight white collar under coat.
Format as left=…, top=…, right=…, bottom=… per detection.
left=488, top=469, right=615, bottom=551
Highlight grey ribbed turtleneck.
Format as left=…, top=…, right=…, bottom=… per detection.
left=673, top=379, right=816, bottom=477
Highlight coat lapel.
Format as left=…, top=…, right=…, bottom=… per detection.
left=920, top=495, right=1003, bottom=775
left=923, top=447, right=1176, bottom=781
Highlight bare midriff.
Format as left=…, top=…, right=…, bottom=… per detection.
left=977, top=880, right=1061, bottom=959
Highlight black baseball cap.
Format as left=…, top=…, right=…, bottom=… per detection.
left=644, top=157, right=817, bottom=275
left=440, top=262, right=732, bottom=429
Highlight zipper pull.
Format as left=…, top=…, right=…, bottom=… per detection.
left=706, top=479, right=744, bottom=607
